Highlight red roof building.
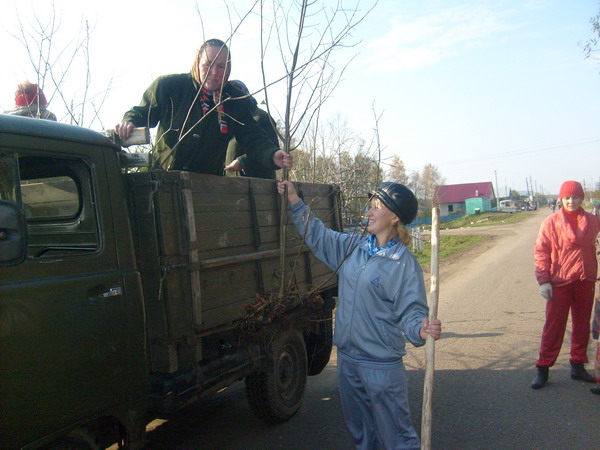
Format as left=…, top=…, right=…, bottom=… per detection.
left=434, top=182, right=495, bottom=215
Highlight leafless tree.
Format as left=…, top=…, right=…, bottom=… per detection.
left=370, top=102, right=384, bottom=187
left=247, top=0, right=375, bottom=294
left=387, top=155, right=409, bottom=185
left=583, top=3, right=600, bottom=64
left=293, top=114, right=383, bottom=226
left=409, top=163, right=445, bottom=211
left=8, top=2, right=111, bottom=127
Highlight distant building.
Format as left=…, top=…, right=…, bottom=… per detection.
left=434, top=182, right=495, bottom=216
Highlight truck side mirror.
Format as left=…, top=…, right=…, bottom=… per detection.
left=0, top=200, right=27, bottom=266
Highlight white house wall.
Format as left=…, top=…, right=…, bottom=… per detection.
left=439, top=202, right=465, bottom=216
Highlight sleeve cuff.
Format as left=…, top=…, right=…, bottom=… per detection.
left=291, top=199, right=305, bottom=213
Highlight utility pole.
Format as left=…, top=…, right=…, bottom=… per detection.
left=529, top=175, right=534, bottom=202
left=494, top=170, right=499, bottom=205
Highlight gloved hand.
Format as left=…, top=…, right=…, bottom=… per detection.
left=539, top=283, right=553, bottom=300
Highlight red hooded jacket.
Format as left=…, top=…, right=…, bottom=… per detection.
left=534, top=208, right=600, bottom=286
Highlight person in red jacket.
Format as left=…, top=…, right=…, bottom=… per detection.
left=531, top=180, right=600, bottom=389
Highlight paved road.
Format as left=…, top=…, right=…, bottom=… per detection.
left=145, top=208, right=600, bottom=449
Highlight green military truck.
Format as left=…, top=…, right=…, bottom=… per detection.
left=0, top=114, right=341, bottom=449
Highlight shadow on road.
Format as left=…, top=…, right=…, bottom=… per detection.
left=441, top=332, right=503, bottom=339
left=142, top=365, right=600, bottom=449
left=410, top=368, right=600, bottom=449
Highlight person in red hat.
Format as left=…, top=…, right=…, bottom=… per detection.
left=531, top=180, right=600, bottom=389
left=6, top=82, right=57, bottom=121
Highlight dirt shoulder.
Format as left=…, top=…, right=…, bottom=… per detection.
left=420, top=209, right=549, bottom=283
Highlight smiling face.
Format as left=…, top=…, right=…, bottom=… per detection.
left=561, top=195, right=582, bottom=212
left=366, top=198, right=400, bottom=242
left=198, top=45, right=231, bottom=91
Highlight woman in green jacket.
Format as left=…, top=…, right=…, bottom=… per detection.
left=115, top=39, right=291, bottom=175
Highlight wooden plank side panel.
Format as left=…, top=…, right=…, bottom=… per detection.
left=129, top=170, right=341, bottom=336
left=199, top=262, right=259, bottom=311
left=187, top=172, right=275, bottom=195
left=179, top=173, right=203, bottom=336
left=257, top=254, right=316, bottom=294
left=194, top=210, right=254, bottom=233
left=162, top=268, right=195, bottom=335
left=149, top=170, right=184, bottom=214
left=124, top=172, right=175, bottom=372
left=197, top=251, right=337, bottom=329
left=202, top=301, right=251, bottom=331
left=152, top=173, right=195, bottom=340
left=193, top=224, right=309, bottom=253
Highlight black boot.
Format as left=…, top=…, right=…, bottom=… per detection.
left=570, top=362, right=596, bottom=383
left=531, top=366, right=549, bottom=389
left=591, top=385, right=600, bottom=395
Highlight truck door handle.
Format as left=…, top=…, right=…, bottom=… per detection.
left=88, top=286, right=123, bottom=305
left=101, top=287, right=123, bottom=298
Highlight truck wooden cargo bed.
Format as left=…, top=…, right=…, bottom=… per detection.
left=125, top=170, right=341, bottom=373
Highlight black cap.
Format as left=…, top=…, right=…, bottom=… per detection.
left=371, top=182, right=418, bottom=225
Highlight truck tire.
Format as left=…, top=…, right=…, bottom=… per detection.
left=305, top=314, right=333, bottom=376
left=46, top=428, right=101, bottom=450
left=245, top=327, right=307, bottom=424
left=306, top=292, right=335, bottom=376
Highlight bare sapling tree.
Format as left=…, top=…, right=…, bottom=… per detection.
left=253, top=0, right=375, bottom=296
left=583, top=4, right=600, bottom=65
left=293, top=103, right=389, bottom=228
left=8, top=3, right=111, bottom=128
left=370, top=102, right=384, bottom=187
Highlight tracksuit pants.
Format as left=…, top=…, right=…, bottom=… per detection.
left=337, top=351, right=420, bottom=450
left=537, top=280, right=595, bottom=367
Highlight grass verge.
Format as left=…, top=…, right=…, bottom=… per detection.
left=413, top=234, right=485, bottom=268
left=441, top=211, right=530, bottom=229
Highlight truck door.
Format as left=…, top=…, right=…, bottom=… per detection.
left=0, top=148, right=130, bottom=447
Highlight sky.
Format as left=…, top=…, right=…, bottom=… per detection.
left=1, top=0, right=599, bottom=197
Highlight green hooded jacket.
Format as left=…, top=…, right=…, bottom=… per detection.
left=226, top=105, right=279, bottom=179
left=122, top=73, right=279, bottom=175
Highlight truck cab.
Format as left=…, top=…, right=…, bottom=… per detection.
left=0, top=114, right=339, bottom=449
left=0, top=115, right=148, bottom=448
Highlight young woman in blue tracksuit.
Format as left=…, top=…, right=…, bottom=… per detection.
left=278, top=180, right=442, bottom=450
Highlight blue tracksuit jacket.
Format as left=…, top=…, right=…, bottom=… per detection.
left=291, top=200, right=429, bottom=361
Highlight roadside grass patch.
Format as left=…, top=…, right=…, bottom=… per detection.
left=441, top=211, right=530, bottom=229
left=414, top=234, right=485, bottom=268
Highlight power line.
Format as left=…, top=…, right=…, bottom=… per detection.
left=437, top=137, right=600, bottom=167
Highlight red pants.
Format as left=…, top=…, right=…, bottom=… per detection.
left=537, top=280, right=595, bottom=367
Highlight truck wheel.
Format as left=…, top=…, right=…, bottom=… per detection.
left=245, top=327, right=307, bottom=424
left=46, top=428, right=101, bottom=450
left=306, top=292, right=335, bottom=376
left=305, top=314, right=333, bottom=376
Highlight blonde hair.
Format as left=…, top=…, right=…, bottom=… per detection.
left=396, top=223, right=411, bottom=246
left=370, top=198, right=411, bottom=246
